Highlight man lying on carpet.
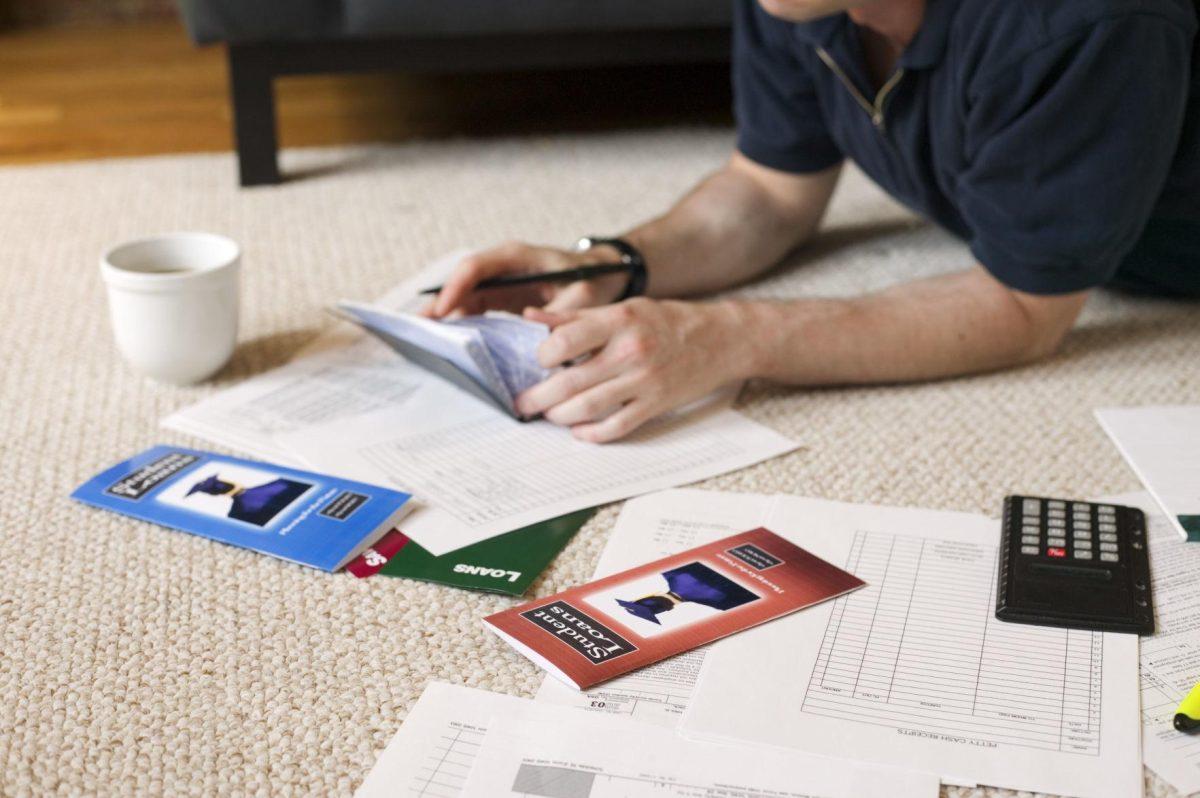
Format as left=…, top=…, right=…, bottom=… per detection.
left=427, top=0, right=1200, bottom=443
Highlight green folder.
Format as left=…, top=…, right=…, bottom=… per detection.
left=376, top=508, right=594, bottom=595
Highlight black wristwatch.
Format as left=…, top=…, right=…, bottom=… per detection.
left=575, top=236, right=648, bottom=301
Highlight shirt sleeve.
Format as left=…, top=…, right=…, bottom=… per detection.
left=732, top=0, right=843, bottom=173
left=959, top=14, right=1193, bottom=294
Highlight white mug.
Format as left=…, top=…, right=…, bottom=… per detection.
left=100, top=232, right=240, bottom=385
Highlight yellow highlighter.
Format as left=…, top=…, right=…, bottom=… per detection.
left=1175, top=681, right=1200, bottom=733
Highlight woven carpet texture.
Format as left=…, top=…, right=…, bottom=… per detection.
left=1, top=130, right=1197, bottom=797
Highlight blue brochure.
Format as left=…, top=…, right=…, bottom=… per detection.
left=71, top=445, right=414, bottom=571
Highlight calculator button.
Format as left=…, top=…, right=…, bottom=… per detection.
left=1048, top=518, right=1066, bottom=529
left=1072, top=528, right=1091, bottom=538
left=1072, top=502, right=1090, bottom=512
left=1100, top=552, right=1119, bottom=562
left=1021, top=535, right=1040, bottom=546
left=1074, top=550, right=1094, bottom=560
left=1075, top=539, right=1092, bottom=550
left=1021, top=545, right=1040, bottom=555
left=1072, top=516, right=1091, bottom=527
left=1048, top=500, right=1066, bottom=510
left=1100, top=542, right=1118, bottom=552
left=1023, top=499, right=1041, bottom=515
left=1047, top=508, right=1066, bottom=519
left=1047, top=547, right=1067, bottom=558
left=1047, top=536, right=1066, bottom=547
left=1022, top=525, right=1040, bottom=536
left=1098, top=505, right=1116, bottom=516
left=1099, top=532, right=1118, bottom=543
left=1099, top=522, right=1117, bottom=533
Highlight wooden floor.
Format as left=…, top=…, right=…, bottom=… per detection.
left=0, top=21, right=731, bottom=166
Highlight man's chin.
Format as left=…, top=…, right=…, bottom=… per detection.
left=756, top=0, right=849, bottom=22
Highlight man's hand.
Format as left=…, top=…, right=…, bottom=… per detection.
left=425, top=241, right=630, bottom=318
left=515, top=299, right=752, bottom=443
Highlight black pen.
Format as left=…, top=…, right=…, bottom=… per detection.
left=418, top=262, right=634, bottom=295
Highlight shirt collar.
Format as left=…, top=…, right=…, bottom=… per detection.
left=792, top=0, right=956, bottom=71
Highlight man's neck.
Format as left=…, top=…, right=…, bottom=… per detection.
left=847, top=0, right=926, bottom=56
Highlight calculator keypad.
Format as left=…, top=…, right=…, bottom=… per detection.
left=999, top=496, right=1153, bottom=635
left=1014, top=500, right=1120, bottom=562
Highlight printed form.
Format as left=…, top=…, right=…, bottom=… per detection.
left=681, top=497, right=1143, bottom=798
left=162, top=252, right=466, bottom=463
left=535, top=489, right=777, bottom=725
left=278, top=394, right=796, bottom=556
left=1114, top=491, right=1200, bottom=795
left=354, top=681, right=938, bottom=798
left=462, top=710, right=939, bottom=798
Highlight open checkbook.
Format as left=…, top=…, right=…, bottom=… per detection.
left=335, top=303, right=552, bottom=419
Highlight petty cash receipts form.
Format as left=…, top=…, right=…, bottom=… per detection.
left=681, top=497, right=1142, bottom=798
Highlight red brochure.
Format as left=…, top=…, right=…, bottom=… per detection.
left=483, top=527, right=865, bottom=690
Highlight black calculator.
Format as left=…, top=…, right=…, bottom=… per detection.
left=995, top=496, right=1154, bottom=635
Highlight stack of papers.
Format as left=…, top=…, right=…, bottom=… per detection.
left=538, top=489, right=1146, bottom=798
left=355, top=488, right=1187, bottom=798
left=353, top=681, right=940, bottom=798
left=163, top=252, right=800, bottom=573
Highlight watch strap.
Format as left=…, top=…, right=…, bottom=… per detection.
left=576, top=236, right=647, bottom=301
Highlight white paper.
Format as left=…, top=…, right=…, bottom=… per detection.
left=162, top=251, right=466, bottom=462
left=535, top=489, right=776, bottom=726
left=278, top=397, right=797, bottom=557
left=681, top=497, right=1143, bottom=798
left=1107, top=491, right=1200, bottom=795
left=462, top=710, right=940, bottom=798
left=353, top=682, right=537, bottom=798
left=1097, top=405, right=1200, bottom=541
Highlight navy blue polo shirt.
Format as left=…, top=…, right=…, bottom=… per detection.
left=734, top=0, right=1200, bottom=296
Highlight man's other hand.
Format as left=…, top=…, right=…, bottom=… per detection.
left=424, top=241, right=630, bottom=318
left=515, top=298, right=752, bottom=443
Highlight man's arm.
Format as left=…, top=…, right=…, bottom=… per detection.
left=625, top=153, right=841, bottom=298
left=428, top=154, right=840, bottom=316
left=736, top=266, right=1088, bottom=385
left=517, top=266, right=1087, bottom=442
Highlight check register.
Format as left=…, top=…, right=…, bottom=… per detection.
left=996, top=496, right=1154, bottom=635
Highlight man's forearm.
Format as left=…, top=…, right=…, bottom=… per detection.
left=719, top=266, right=1088, bottom=385
left=619, top=156, right=841, bottom=298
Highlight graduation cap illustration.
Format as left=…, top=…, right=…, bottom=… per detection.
left=187, top=474, right=235, bottom=496
left=185, top=472, right=311, bottom=527
left=616, top=562, right=759, bottom=625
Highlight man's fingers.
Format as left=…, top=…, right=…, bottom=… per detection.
left=545, top=281, right=600, bottom=313
left=535, top=315, right=611, bottom=368
left=432, top=243, right=564, bottom=317
left=523, top=307, right=576, bottom=329
left=571, top=400, right=655, bottom=443
left=516, top=356, right=624, bottom=418
left=542, top=374, right=639, bottom=427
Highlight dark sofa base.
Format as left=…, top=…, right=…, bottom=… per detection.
left=228, top=28, right=730, bottom=186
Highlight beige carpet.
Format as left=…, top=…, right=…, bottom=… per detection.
left=1, top=129, right=1197, bottom=798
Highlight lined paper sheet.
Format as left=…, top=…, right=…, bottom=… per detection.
left=535, top=489, right=776, bottom=726
left=682, top=497, right=1142, bottom=798
left=463, top=711, right=939, bottom=798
